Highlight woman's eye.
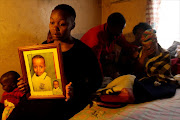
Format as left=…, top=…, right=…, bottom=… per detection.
left=50, top=22, right=54, bottom=24
left=60, top=23, right=66, bottom=26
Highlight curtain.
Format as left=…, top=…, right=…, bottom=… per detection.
left=146, top=0, right=161, bottom=30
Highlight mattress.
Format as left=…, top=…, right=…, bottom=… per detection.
left=70, top=89, right=180, bottom=120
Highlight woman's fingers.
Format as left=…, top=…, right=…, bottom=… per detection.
left=65, top=82, right=73, bottom=101
left=17, top=77, right=29, bottom=93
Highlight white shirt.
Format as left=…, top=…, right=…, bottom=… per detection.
left=32, top=72, right=52, bottom=91
left=52, top=87, right=63, bottom=95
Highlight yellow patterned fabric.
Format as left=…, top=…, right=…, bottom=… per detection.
left=2, top=100, right=15, bottom=120
left=145, top=51, right=172, bottom=82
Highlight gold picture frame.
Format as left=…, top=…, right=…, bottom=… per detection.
left=18, top=43, right=66, bottom=100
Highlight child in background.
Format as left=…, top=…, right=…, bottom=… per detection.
left=52, top=80, right=63, bottom=95
left=31, top=55, right=52, bottom=91
left=0, top=71, right=24, bottom=120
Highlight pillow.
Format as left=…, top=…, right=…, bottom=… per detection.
left=100, top=88, right=135, bottom=103
left=171, top=58, right=180, bottom=75
left=97, top=74, right=135, bottom=93
left=167, top=41, right=180, bottom=58
left=175, top=45, right=180, bottom=58
left=93, top=75, right=136, bottom=107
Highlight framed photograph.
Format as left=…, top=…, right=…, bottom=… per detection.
left=18, top=43, right=66, bottom=100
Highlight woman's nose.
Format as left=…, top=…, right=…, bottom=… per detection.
left=53, top=24, right=60, bottom=31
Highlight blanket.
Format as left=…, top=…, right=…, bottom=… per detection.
left=92, top=75, right=136, bottom=107
left=134, top=46, right=176, bottom=102
left=143, top=50, right=173, bottom=82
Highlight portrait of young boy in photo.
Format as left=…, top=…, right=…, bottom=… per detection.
left=31, top=55, right=52, bottom=91
left=52, top=80, right=63, bottom=95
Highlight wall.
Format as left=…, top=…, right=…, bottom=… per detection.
left=101, top=0, right=147, bottom=42
left=0, top=0, right=101, bottom=99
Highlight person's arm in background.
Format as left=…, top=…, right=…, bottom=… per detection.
left=80, top=27, right=102, bottom=59
left=86, top=49, right=103, bottom=95
left=116, top=34, right=139, bottom=75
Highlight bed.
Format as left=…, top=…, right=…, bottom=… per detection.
left=69, top=41, right=180, bottom=120
left=70, top=89, right=180, bottom=120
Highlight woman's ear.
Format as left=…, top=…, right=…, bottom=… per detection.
left=71, top=22, right=75, bottom=30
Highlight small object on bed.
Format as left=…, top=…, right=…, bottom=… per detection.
left=174, top=74, right=180, bottom=85
left=167, top=41, right=180, bottom=58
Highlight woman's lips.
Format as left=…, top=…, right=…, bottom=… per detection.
left=52, top=34, right=61, bottom=39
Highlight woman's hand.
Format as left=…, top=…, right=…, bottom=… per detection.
left=139, top=45, right=156, bottom=64
left=65, top=82, right=73, bottom=101
left=142, top=47, right=154, bottom=58
left=17, top=77, right=29, bottom=93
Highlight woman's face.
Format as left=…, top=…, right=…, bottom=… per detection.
left=49, top=10, right=74, bottom=42
left=134, top=28, right=145, bottom=46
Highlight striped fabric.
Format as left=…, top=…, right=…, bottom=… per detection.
left=146, top=0, right=161, bottom=30
left=145, top=51, right=172, bottom=82
left=141, top=29, right=157, bottom=44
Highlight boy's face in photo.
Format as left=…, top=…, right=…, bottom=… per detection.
left=0, top=77, right=15, bottom=92
left=49, top=9, right=74, bottom=42
left=53, top=81, right=59, bottom=89
left=32, top=58, right=46, bottom=76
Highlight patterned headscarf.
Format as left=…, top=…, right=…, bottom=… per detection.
left=141, top=29, right=157, bottom=45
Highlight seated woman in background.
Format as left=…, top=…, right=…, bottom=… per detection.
left=133, top=29, right=177, bottom=103
left=132, top=22, right=152, bottom=47
left=117, top=22, right=152, bottom=75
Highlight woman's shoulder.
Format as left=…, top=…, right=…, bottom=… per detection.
left=73, top=38, right=96, bottom=57
left=74, top=38, right=92, bottom=50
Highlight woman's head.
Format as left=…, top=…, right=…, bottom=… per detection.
left=141, top=29, right=158, bottom=52
left=133, top=22, right=152, bottom=46
left=49, top=4, right=76, bottom=43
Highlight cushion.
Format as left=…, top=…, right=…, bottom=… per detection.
left=97, top=74, right=135, bottom=93
left=171, top=58, right=180, bottom=75
left=93, top=75, right=136, bottom=107
left=100, top=88, right=134, bottom=103
left=167, top=41, right=180, bottom=58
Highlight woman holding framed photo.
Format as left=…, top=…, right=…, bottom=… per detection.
left=8, top=4, right=103, bottom=120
